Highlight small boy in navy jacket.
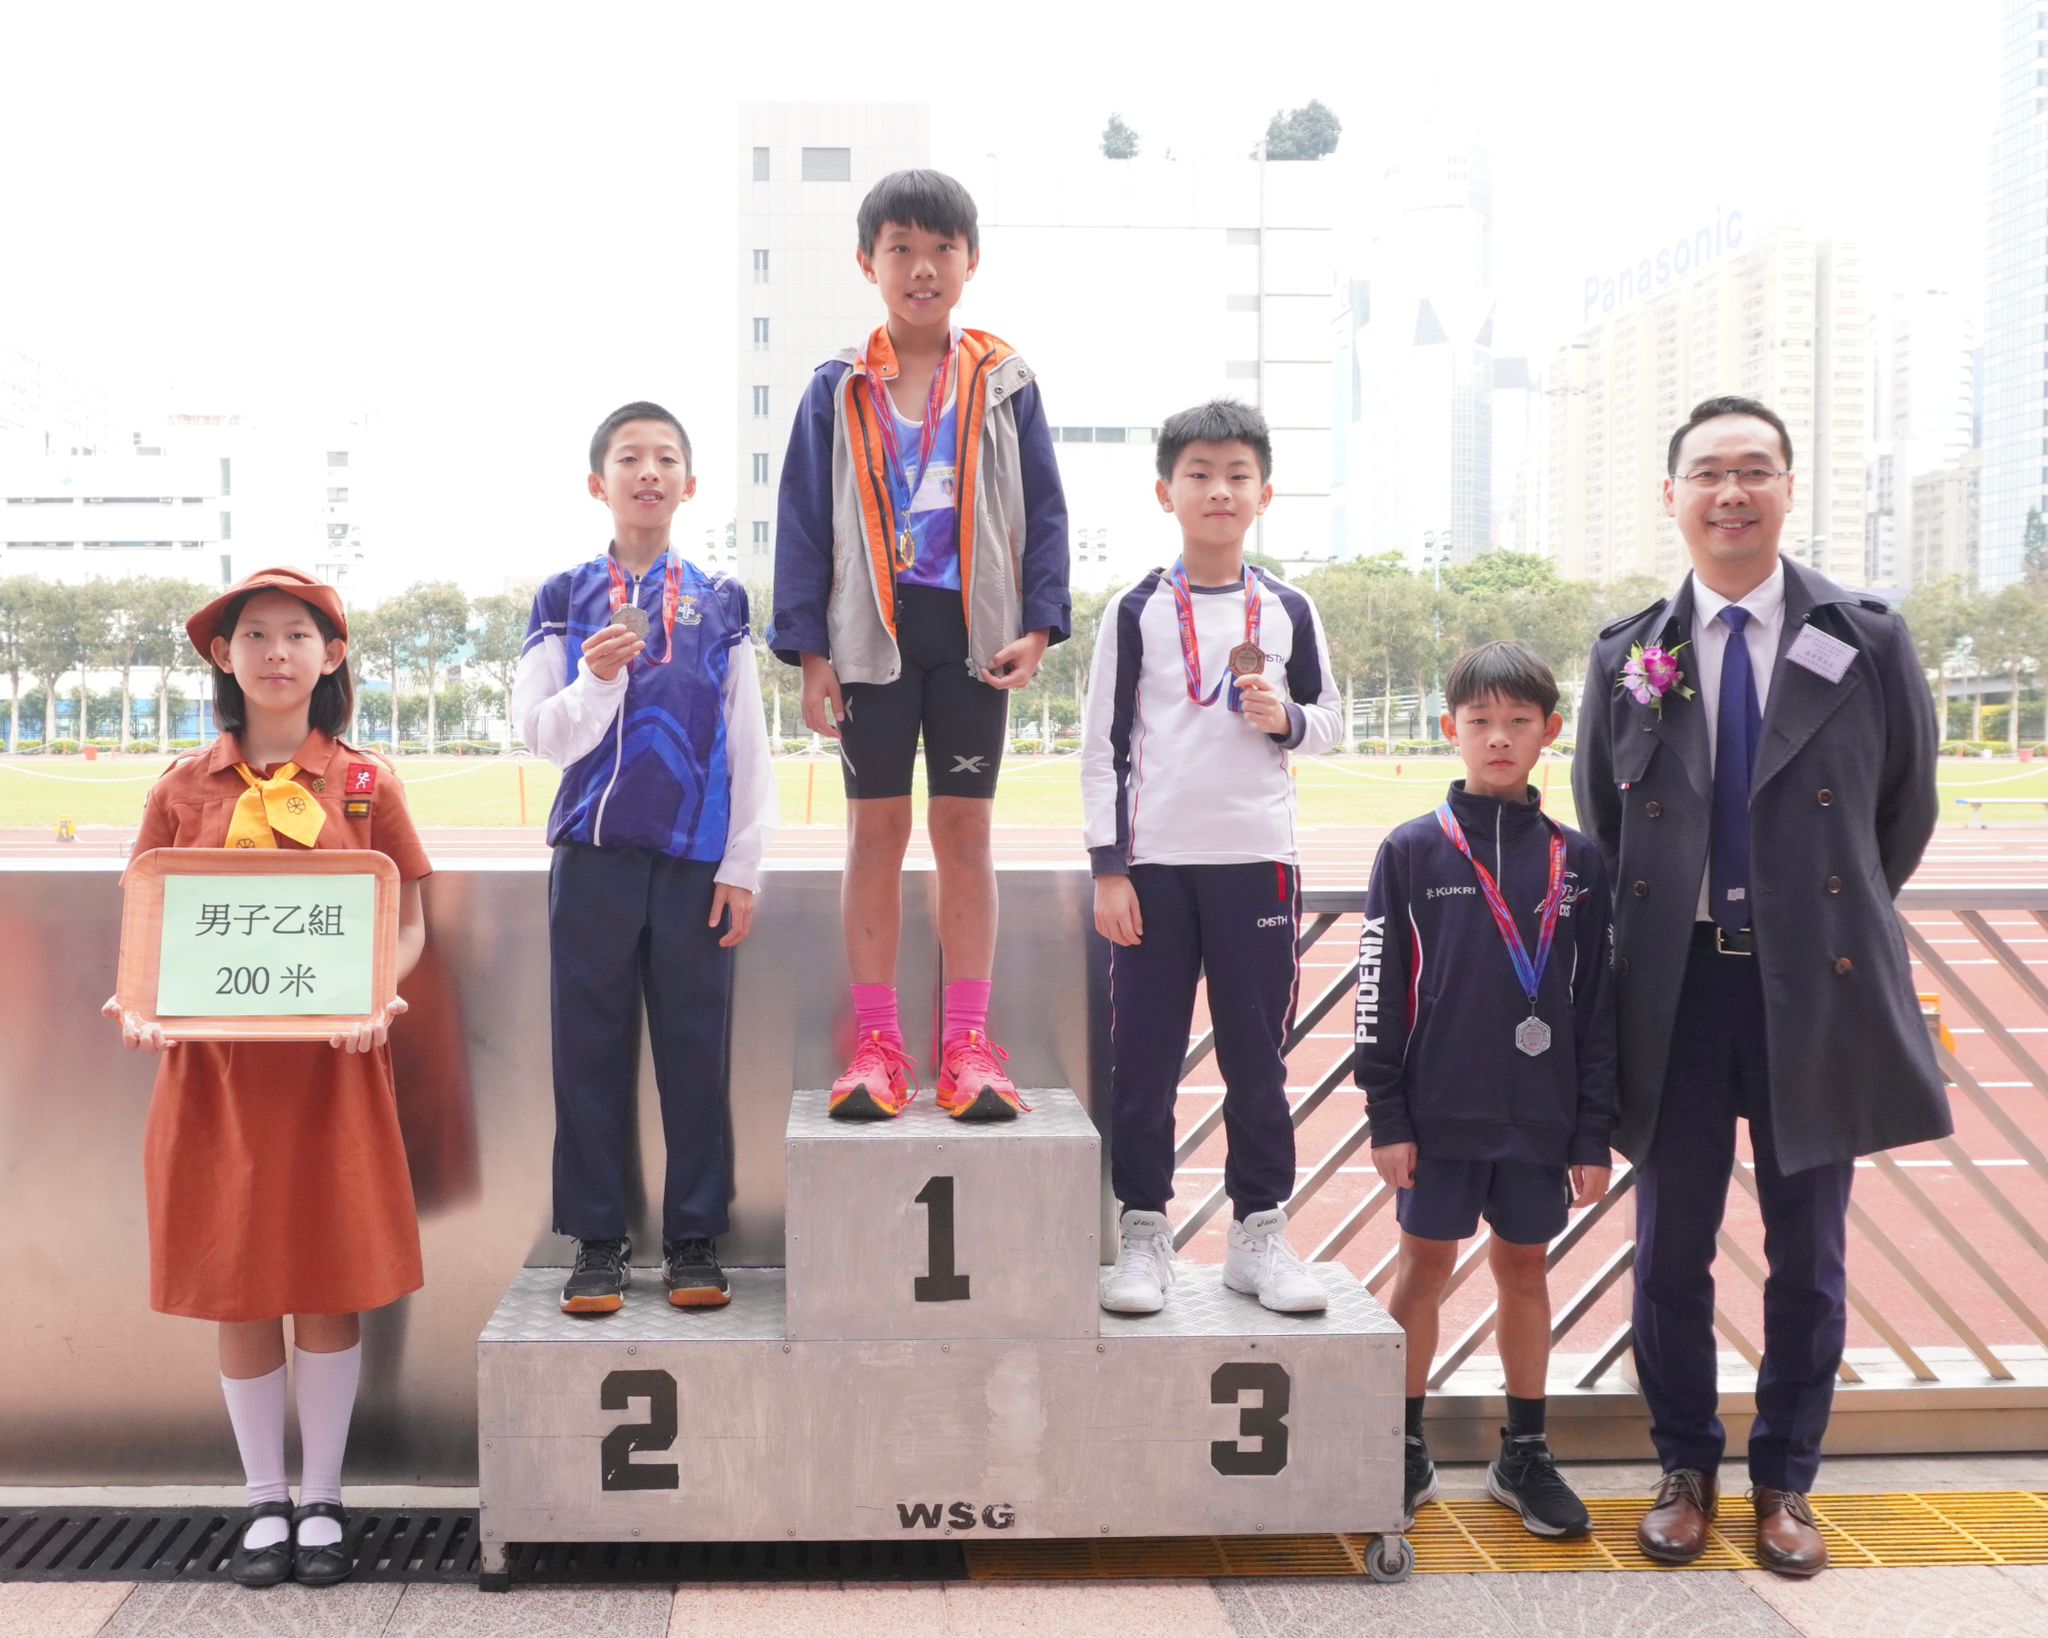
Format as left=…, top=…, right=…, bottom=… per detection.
left=1356, top=641, right=1616, bottom=1539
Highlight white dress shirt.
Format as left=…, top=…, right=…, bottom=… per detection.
left=1686, top=557, right=1787, bottom=920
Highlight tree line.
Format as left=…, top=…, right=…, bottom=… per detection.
left=4, top=557, right=2045, bottom=757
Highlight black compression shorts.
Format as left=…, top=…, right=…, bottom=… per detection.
left=837, top=585, right=1008, bottom=800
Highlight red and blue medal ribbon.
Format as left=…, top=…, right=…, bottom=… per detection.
left=607, top=550, right=681, bottom=667
left=1167, top=560, right=1261, bottom=709
left=866, top=338, right=953, bottom=569
left=1434, top=802, right=1567, bottom=1011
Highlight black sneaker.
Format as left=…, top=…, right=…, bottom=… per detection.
left=1402, top=1436, right=1440, bottom=1530
left=1487, top=1431, right=1591, bottom=1538
left=665, top=1237, right=731, bottom=1309
left=560, top=1237, right=631, bottom=1314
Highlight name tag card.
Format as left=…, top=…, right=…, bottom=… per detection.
left=118, top=848, right=399, bottom=1042
left=1786, top=624, right=1858, bottom=683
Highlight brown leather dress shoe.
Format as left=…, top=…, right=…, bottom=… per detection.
left=1637, top=1467, right=1717, bottom=1563
left=1752, top=1487, right=1828, bottom=1577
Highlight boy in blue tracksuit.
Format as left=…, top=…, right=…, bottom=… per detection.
left=1356, top=641, right=1616, bottom=1538
left=513, top=400, right=777, bottom=1316
left=768, top=167, right=1069, bottom=1123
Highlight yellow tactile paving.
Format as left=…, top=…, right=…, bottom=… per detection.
left=964, top=1492, right=2048, bottom=1579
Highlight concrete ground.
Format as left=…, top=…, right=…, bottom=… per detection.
left=4, top=1456, right=2042, bottom=1636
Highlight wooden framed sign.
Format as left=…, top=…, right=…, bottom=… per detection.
left=117, top=848, right=400, bottom=1042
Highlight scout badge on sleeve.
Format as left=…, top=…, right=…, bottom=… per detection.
left=345, top=763, right=378, bottom=798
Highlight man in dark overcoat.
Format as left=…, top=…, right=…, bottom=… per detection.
left=1573, top=395, right=1949, bottom=1577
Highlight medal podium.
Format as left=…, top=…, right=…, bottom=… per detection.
left=476, top=1086, right=1411, bottom=1584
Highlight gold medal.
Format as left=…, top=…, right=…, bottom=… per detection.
left=895, top=527, right=917, bottom=569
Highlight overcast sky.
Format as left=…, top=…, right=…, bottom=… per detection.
left=0, top=0, right=2002, bottom=593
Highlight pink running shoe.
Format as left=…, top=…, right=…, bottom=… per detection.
left=937, top=1030, right=1030, bottom=1121
left=829, top=1032, right=918, bottom=1120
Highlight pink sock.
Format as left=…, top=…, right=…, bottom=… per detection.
left=943, top=979, right=991, bottom=1048
left=851, top=983, right=901, bottom=1044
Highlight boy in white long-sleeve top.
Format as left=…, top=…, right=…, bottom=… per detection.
left=1082, top=399, right=1345, bottom=1316
left=512, top=400, right=777, bottom=1316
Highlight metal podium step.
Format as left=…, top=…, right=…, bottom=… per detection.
left=476, top=1263, right=1405, bottom=1567
left=784, top=1085, right=1101, bottom=1342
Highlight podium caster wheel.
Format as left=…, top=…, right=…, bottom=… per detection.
left=1366, top=1533, right=1413, bottom=1583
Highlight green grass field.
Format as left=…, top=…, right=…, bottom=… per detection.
left=7, top=751, right=2048, bottom=832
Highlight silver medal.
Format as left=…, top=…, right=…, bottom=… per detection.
left=1515, top=1016, right=1551, bottom=1057
left=609, top=604, right=649, bottom=641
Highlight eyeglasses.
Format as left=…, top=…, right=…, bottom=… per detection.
left=1677, top=467, right=1790, bottom=490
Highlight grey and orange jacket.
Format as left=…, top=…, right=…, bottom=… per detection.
left=767, top=325, right=1071, bottom=684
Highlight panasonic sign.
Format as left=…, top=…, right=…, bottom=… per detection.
left=1583, top=208, right=1745, bottom=321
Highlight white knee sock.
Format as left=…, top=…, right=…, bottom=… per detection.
left=220, top=1364, right=289, bottom=1550
left=293, top=1341, right=362, bottom=1549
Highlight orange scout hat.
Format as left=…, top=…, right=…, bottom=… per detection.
left=186, top=566, right=350, bottom=661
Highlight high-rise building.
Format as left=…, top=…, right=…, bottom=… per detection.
left=1864, top=290, right=1976, bottom=589
left=1980, top=0, right=2048, bottom=588
left=1336, top=142, right=1496, bottom=568
left=1911, top=450, right=1982, bottom=584
left=0, top=342, right=114, bottom=455
left=1548, top=220, right=1866, bottom=588
left=736, top=103, right=931, bottom=586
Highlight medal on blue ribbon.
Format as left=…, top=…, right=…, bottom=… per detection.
left=867, top=339, right=954, bottom=572
left=1434, top=803, right=1568, bottom=1056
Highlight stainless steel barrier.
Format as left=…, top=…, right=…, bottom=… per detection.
left=1255, top=887, right=2048, bottom=1460
left=0, top=864, right=2039, bottom=1483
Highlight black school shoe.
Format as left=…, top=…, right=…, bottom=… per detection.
left=291, top=1502, right=354, bottom=1587
left=228, top=1499, right=294, bottom=1587
left=665, top=1238, right=731, bottom=1308
left=560, top=1237, right=632, bottom=1314
left=1402, top=1436, right=1440, bottom=1530
left=1487, top=1430, right=1592, bottom=1538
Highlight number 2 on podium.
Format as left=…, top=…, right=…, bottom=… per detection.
left=914, top=1175, right=971, bottom=1303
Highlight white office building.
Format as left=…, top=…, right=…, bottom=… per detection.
left=735, top=107, right=1340, bottom=594
left=737, top=102, right=932, bottom=586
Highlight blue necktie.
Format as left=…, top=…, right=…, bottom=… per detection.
left=1711, top=605, right=1762, bottom=933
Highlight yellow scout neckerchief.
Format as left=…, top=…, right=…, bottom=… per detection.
left=224, top=761, right=327, bottom=849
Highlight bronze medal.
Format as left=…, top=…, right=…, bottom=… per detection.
left=1229, top=643, right=1265, bottom=678
left=610, top=604, right=649, bottom=641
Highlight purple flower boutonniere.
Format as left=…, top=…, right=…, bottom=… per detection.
left=1618, top=640, right=1696, bottom=717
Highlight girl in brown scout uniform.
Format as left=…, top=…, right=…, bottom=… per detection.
left=102, top=567, right=430, bottom=1588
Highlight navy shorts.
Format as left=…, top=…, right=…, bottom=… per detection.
left=838, top=585, right=1007, bottom=800
left=1396, top=1158, right=1571, bottom=1246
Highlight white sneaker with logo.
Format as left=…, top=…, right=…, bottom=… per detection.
left=1223, top=1208, right=1328, bottom=1313
left=1100, top=1209, right=1177, bottom=1314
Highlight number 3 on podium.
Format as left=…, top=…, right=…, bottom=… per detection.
left=1211, top=1361, right=1291, bottom=1476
